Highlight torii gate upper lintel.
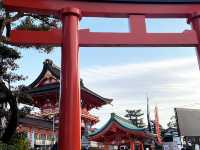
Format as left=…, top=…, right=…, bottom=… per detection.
left=3, top=0, right=200, bottom=150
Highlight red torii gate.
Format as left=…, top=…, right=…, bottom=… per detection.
left=3, top=0, right=200, bottom=149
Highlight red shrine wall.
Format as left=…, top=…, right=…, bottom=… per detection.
left=17, top=124, right=57, bottom=148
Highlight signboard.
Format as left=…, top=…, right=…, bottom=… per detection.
left=195, top=144, right=200, bottom=150
left=175, top=108, right=200, bottom=137
left=173, top=137, right=181, bottom=146
left=163, top=142, right=179, bottom=150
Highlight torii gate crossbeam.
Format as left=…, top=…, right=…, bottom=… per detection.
left=4, top=0, right=200, bottom=17
left=3, top=0, right=200, bottom=150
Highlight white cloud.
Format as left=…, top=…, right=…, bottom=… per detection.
left=80, top=57, right=200, bottom=128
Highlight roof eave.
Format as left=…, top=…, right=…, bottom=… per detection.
left=89, top=113, right=145, bottom=138
left=28, top=59, right=60, bottom=88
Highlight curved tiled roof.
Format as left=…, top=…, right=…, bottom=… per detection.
left=113, top=113, right=145, bottom=131
left=90, top=113, right=144, bottom=137
left=29, top=59, right=60, bottom=88
left=19, top=115, right=54, bottom=130
left=28, top=59, right=112, bottom=106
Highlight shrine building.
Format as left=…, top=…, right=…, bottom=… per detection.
left=89, top=113, right=154, bottom=150
left=17, top=59, right=112, bottom=149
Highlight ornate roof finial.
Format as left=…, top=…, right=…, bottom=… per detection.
left=80, top=79, right=84, bottom=86
left=43, top=59, right=53, bottom=65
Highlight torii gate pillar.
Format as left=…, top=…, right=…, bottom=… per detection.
left=59, top=8, right=81, bottom=150
left=190, top=13, right=200, bottom=69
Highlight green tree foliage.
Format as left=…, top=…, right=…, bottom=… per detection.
left=0, top=6, right=60, bottom=53
left=0, top=40, right=25, bottom=88
left=150, top=120, right=165, bottom=138
left=0, top=11, right=25, bottom=89
left=167, top=115, right=177, bottom=128
left=14, top=85, right=33, bottom=105
left=124, top=109, right=145, bottom=128
left=0, top=3, right=60, bottom=145
left=0, top=132, right=29, bottom=150
left=18, top=106, right=33, bottom=118
left=0, top=2, right=60, bottom=88
left=0, top=105, right=33, bottom=149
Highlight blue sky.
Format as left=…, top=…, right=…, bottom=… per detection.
left=15, top=18, right=200, bottom=128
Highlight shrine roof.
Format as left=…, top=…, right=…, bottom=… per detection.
left=29, top=82, right=112, bottom=106
left=90, top=113, right=145, bottom=137
left=28, top=59, right=112, bottom=106
left=80, top=80, right=113, bottom=105
left=29, top=59, right=60, bottom=88
left=28, top=83, right=59, bottom=95
left=19, top=115, right=54, bottom=130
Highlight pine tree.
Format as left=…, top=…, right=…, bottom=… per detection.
left=124, top=109, right=145, bottom=128
left=167, top=115, right=177, bottom=129
left=0, top=2, right=60, bottom=144
left=0, top=2, right=60, bottom=100
left=149, top=120, right=165, bottom=138
left=0, top=106, right=31, bottom=148
left=0, top=4, right=60, bottom=87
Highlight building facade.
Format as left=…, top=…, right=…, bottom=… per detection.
left=89, top=113, right=154, bottom=150
left=17, top=59, right=112, bottom=149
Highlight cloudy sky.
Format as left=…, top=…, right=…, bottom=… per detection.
left=15, top=17, right=200, bottom=128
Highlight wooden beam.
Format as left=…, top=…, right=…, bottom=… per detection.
left=191, top=13, right=200, bottom=70
left=9, top=29, right=198, bottom=47
left=81, top=30, right=198, bottom=47
left=9, top=29, right=62, bottom=46
left=129, top=15, right=146, bottom=34
left=4, top=0, right=200, bottom=17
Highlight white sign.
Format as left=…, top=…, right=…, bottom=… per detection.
left=163, top=142, right=179, bottom=150
left=195, top=144, right=200, bottom=150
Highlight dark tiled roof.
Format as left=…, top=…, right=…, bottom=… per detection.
left=28, top=59, right=112, bottom=105
left=28, top=83, right=59, bottom=95
left=29, top=59, right=60, bottom=88
left=19, top=115, right=55, bottom=130
left=80, top=80, right=113, bottom=104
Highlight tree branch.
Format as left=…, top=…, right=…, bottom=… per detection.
left=0, top=12, right=24, bottom=36
left=23, top=13, right=59, bottom=28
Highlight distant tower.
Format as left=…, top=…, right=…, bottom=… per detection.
left=155, top=105, right=162, bottom=144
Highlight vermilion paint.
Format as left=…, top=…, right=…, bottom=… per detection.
left=190, top=13, right=200, bottom=69
left=3, top=0, right=200, bottom=149
left=59, top=8, right=81, bottom=150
